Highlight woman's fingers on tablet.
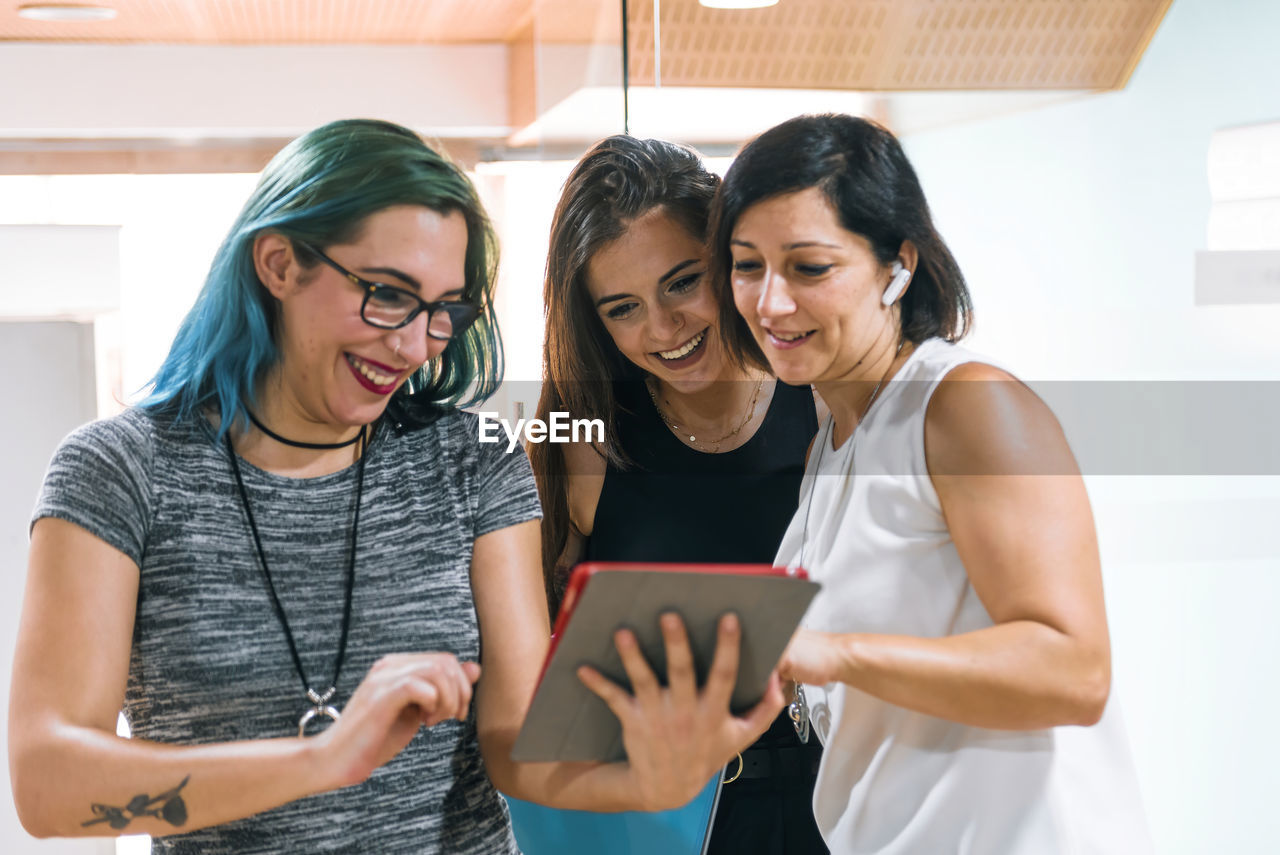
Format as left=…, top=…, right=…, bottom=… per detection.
left=660, top=612, right=698, bottom=705
left=614, top=627, right=662, bottom=702
left=577, top=665, right=635, bottom=725
left=703, top=612, right=743, bottom=709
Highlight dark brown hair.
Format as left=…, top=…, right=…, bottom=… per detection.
left=708, top=113, right=973, bottom=367
left=529, top=134, right=719, bottom=609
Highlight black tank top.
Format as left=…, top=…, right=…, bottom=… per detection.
left=584, top=379, right=829, bottom=854
left=586, top=379, right=817, bottom=563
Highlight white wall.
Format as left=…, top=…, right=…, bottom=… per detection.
left=0, top=45, right=509, bottom=140
left=901, top=0, right=1280, bottom=381
left=0, top=321, right=113, bottom=855
left=0, top=174, right=262, bottom=400
left=899, top=0, right=1280, bottom=851
left=0, top=226, right=120, bottom=317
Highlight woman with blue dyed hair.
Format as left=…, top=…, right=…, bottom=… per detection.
left=9, top=118, right=782, bottom=854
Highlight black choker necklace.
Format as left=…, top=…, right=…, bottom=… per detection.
left=247, top=409, right=364, bottom=450
left=225, top=425, right=367, bottom=736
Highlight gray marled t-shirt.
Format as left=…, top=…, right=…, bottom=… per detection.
left=33, top=406, right=542, bottom=854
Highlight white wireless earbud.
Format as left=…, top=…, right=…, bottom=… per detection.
left=882, top=261, right=911, bottom=306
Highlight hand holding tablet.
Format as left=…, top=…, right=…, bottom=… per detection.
left=511, top=562, right=820, bottom=780
left=576, top=611, right=782, bottom=811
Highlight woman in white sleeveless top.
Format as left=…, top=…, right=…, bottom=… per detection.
left=705, top=114, right=1151, bottom=854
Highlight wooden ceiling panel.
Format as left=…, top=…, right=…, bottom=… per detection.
left=0, top=0, right=595, bottom=44
left=0, top=0, right=1168, bottom=91
left=627, top=0, right=1171, bottom=91
left=0, top=0, right=619, bottom=44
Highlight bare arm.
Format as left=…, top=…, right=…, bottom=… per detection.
left=542, top=438, right=607, bottom=610
left=779, top=363, right=1110, bottom=730
left=563, top=437, right=606, bottom=538
left=9, top=518, right=478, bottom=838
left=472, top=520, right=782, bottom=811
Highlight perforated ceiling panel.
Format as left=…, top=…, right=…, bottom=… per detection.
left=627, top=0, right=1172, bottom=90
left=0, top=0, right=1169, bottom=91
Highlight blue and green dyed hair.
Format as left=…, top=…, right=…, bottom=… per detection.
left=142, top=118, right=503, bottom=436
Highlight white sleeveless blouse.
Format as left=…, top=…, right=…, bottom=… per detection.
left=775, top=338, right=1151, bottom=854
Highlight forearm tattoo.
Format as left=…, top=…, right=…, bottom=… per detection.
left=82, top=775, right=190, bottom=830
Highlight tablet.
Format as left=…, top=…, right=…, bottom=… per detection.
left=511, top=561, right=819, bottom=763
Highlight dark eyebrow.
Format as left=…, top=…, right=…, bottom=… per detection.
left=358, top=266, right=422, bottom=292
left=359, top=268, right=466, bottom=301
left=658, top=259, right=700, bottom=284
left=363, top=268, right=468, bottom=302
left=593, top=259, right=703, bottom=308
left=596, top=258, right=706, bottom=308
left=729, top=239, right=841, bottom=251
left=784, top=241, right=842, bottom=250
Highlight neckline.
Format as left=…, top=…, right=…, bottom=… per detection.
left=228, top=447, right=371, bottom=486
left=826, top=338, right=933, bottom=453
left=199, top=414, right=382, bottom=486
left=641, top=377, right=782, bottom=459
left=248, top=409, right=365, bottom=450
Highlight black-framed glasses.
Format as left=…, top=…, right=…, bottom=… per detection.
left=300, top=242, right=481, bottom=341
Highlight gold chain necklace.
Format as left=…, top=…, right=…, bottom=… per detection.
left=647, top=376, right=764, bottom=453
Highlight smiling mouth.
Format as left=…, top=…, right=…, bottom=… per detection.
left=656, top=328, right=707, bottom=361
left=346, top=354, right=399, bottom=387
left=768, top=329, right=816, bottom=344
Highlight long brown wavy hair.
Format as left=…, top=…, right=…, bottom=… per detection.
left=529, top=135, right=720, bottom=611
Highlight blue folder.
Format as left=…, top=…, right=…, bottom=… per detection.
left=505, top=775, right=721, bottom=855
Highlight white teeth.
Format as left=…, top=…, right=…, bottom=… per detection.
left=361, top=365, right=393, bottom=385
left=658, top=329, right=706, bottom=360
left=348, top=355, right=395, bottom=386
left=772, top=330, right=809, bottom=342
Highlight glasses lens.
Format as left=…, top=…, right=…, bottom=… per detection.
left=427, top=303, right=481, bottom=341
left=363, top=285, right=416, bottom=328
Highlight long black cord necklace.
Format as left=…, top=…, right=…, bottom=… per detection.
left=225, top=420, right=368, bottom=737
left=790, top=337, right=906, bottom=745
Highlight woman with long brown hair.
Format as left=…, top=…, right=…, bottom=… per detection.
left=521, top=135, right=827, bottom=855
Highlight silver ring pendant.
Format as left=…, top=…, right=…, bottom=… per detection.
left=298, top=687, right=341, bottom=737
left=298, top=704, right=341, bottom=738
left=789, top=684, right=810, bottom=744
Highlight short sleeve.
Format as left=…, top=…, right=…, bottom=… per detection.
left=470, top=421, right=543, bottom=539
left=31, top=411, right=155, bottom=566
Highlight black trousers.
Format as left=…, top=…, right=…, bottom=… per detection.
left=705, top=711, right=829, bottom=854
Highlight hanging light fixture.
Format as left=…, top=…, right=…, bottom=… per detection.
left=17, top=4, right=117, bottom=21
